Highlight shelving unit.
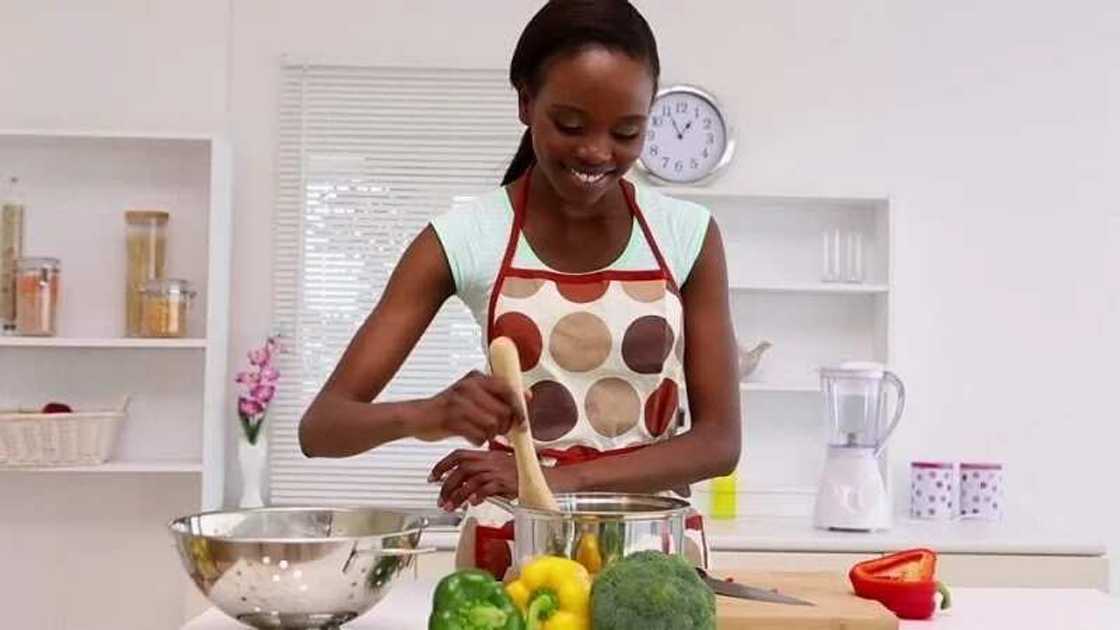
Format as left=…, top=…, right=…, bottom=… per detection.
left=0, top=337, right=207, bottom=349
left=661, top=185, right=893, bottom=517
left=0, top=130, right=231, bottom=509
left=6, top=460, right=203, bottom=473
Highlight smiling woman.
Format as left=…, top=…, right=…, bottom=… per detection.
left=297, top=0, right=742, bottom=579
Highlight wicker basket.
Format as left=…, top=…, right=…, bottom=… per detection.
left=0, top=405, right=127, bottom=467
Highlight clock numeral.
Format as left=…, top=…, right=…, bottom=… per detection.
left=651, top=116, right=663, bottom=128
left=661, top=104, right=672, bottom=117
left=648, top=144, right=659, bottom=157
left=690, top=158, right=699, bottom=169
left=676, top=102, right=688, bottom=114
left=703, top=117, right=712, bottom=130
left=646, top=129, right=655, bottom=142
left=674, top=160, right=684, bottom=173
left=702, top=147, right=710, bottom=159
left=706, top=132, right=715, bottom=145
left=661, top=156, right=670, bottom=169
left=694, top=106, right=701, bottom=119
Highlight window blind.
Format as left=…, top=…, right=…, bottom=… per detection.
left=269, top=62, right=522, bottom=508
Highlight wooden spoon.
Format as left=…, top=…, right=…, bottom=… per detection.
left=488, top=336, right=560, bottom=511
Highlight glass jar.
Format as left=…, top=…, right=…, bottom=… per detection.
left=125, top=210, right=169, bottom=337
left=1, top=177, right=25, bottom=334
left=139, top=278, right=195, bottom=338
left=15, top=257, right=60, bottom=336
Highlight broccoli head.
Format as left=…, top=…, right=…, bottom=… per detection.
left=590, top=550, right=715, bottom=630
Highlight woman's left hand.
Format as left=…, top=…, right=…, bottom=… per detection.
left=429, top=449, right=520, bottom=511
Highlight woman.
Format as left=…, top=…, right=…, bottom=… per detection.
left=299, top=0, right=741, bottom=577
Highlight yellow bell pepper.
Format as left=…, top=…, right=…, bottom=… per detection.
left=505, top=556, right=592, bottom=630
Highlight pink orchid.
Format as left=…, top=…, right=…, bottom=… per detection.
left=250, top=383, right=276, bottom=404
left=236, top=335, right=284, bottom=444
left=248, top=347, right=271, bottom=367
left=239, top=397, right=264, bottom=417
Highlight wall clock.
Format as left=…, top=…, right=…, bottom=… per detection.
left=637, top=84, right=734, bottom=185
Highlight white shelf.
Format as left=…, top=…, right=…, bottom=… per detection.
left=2, top=460, right=202, bottom=473
left=729, top=281, right=889, bottom=295
left=740, top=382, right=821, bottom=393
left=0, top=128, right=217, bottom=141
left=0, top=337, right=207, bottom=349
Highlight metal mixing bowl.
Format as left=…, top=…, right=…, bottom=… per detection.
left=169, top=506, right=432, bottom=629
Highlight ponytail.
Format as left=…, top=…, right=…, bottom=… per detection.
left=501, top=128, right=535, bottom=186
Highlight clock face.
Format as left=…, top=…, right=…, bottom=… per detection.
left=640, top=88, right=730, bottom=184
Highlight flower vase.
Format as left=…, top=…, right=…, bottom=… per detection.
left=238, top=433, right=267, bottom=508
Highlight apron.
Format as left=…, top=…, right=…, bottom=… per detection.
left=455, top=170, right=708, bottom=578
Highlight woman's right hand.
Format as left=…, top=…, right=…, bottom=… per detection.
left=416, top=370, right=526, bottom=445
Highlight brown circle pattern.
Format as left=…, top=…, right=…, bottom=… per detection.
left=492, top=311, right=543, bottom=371
left=585, top=377, right=641, bottom=437
left=621, top=315, right=674, bottom=374
left=621, top=279, right=665, bottom=303
left=644, top=379, right=679, bottom=437
left=501, top=276, right=545, bottom=299
left=529, top=380, right=578, bottom=441
left=556, top=280, right=609, bottom=304
left=550, top=311, right=612, bottom=372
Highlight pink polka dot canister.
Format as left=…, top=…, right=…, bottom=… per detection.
left=910, top=461, right=957, bottom=520
left=960, top=462, right=1004, bottom=520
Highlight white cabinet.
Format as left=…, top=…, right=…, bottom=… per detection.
left=0, top=129, right=231, bottom=508
left=654, top=187, right=893, bottom=518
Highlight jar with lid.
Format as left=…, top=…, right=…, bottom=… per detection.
left=1, top=177, right=25, bottom=334
left=139, top=278, right=195, bottom=338
left=125, top=210, right=169, bottom=337
left=15, top=257, right=60, bottom=336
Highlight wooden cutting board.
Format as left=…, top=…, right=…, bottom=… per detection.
left=714, top=571, right=898, bottom=630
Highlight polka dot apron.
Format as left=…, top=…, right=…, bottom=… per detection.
left=456, top=170, right=708, bottom=577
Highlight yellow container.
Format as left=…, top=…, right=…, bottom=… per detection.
left=710, top=473, right=738, bottom=520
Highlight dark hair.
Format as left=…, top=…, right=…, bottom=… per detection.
left=501, top=0, right=661, bottom=185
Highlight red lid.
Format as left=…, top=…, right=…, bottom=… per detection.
left=911, top=461, right=954, bottom=469
left=960, top=462, right=1003, bottom=470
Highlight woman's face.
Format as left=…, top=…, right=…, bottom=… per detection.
left=521, top=46, right=655, bottom=207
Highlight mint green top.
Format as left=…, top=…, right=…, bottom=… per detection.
left=430, top=182, right=712, bottom=329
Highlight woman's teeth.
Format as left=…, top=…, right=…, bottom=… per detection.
left=569, top=167, right=609, bottom=186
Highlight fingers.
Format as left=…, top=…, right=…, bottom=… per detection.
left=476, top=375, right=526, bottom=431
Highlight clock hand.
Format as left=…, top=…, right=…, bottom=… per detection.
left=669, top=116, right=684, bottom=140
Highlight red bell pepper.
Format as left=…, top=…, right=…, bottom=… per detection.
left=850, top=548, right=952, bottom=620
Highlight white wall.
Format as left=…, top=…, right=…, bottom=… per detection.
left=3, top=1, right=1118, bottom=626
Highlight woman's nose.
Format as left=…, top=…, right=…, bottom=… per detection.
left=575, top=135, right=612, bottom=165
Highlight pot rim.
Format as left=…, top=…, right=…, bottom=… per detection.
left=488, top=492, right=692, bottom=520
left=167, top=505, right=428, bottom=544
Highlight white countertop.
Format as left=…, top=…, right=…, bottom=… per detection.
left=183, top=578, right=1120, bottom=630
left=420, top=514, right=1107, bottom=556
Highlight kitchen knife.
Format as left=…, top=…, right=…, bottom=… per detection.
left=697, top=568, right=816, bottom=606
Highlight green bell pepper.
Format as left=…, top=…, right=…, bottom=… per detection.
left=429, top=569, right=525, bottom=630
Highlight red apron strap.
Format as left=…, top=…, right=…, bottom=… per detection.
left=621, top=180, right=680, bottom=295
left=486, top=170, right=532, bottom=341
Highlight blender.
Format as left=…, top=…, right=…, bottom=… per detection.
left=812, top=362, right=905, bottom=531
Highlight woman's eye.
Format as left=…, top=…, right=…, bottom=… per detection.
left=613, top=130, right=641, bottom=141
left=555, top=121, right=583, bottom=135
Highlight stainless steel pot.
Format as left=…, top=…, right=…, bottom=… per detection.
left=168, top=507, right=433, bottom=629
left=488, top=492, right=691, bottom=573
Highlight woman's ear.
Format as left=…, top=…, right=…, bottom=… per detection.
left=517, top=89, right=532, bottom=126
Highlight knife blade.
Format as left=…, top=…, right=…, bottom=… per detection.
left=697, top=569, right=815, bottom=606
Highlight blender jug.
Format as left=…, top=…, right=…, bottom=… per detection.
left=821, top=362, right=905, bottom=454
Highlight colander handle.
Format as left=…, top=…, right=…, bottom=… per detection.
left=342, top=544, right=436, bottom=574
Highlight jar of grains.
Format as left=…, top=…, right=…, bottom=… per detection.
left=15, top=257, right=60, bottom=336
left=125, top=210, right=169, bottom=337
left=139, top=278, right=195, bottom=338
